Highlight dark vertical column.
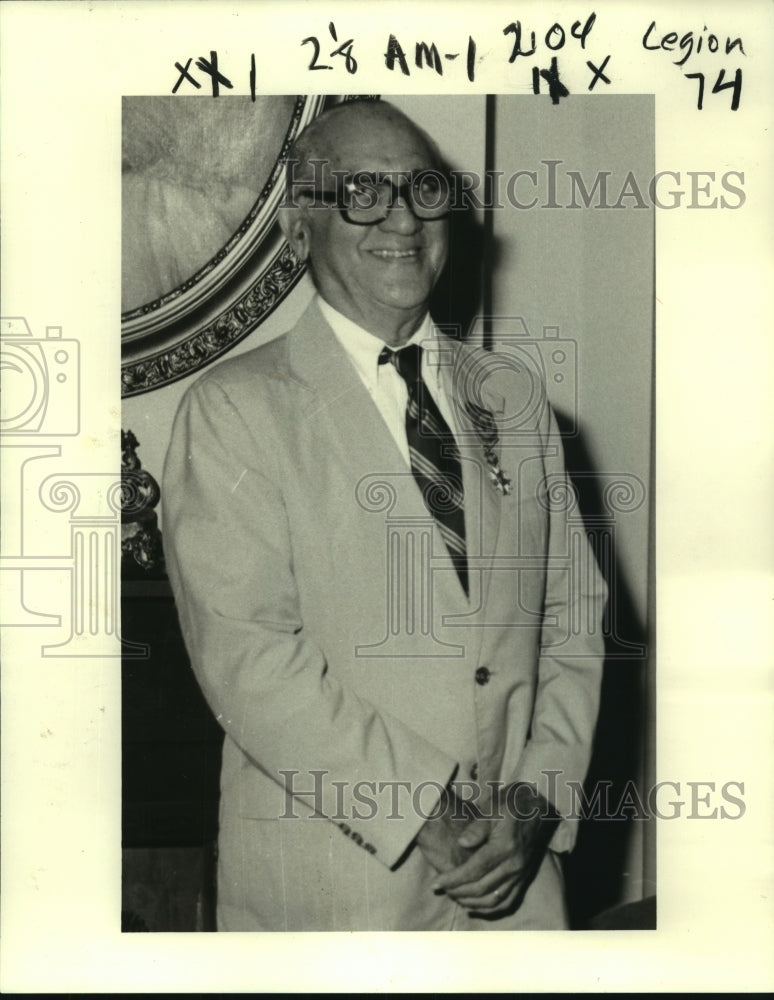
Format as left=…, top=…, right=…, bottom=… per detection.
left=482, top=94, right=497, bottom=352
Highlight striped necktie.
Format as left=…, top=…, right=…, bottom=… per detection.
left=379, top=344, right=468, bottom=595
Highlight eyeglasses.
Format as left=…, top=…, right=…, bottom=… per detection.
left=297, top=170, right=451, bottom=226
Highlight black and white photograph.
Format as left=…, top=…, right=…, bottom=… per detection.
left=119, top=93, right=654, bottom=934
left=1, top=0, right=772, bottom=992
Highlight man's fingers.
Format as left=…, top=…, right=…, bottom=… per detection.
left=431, top=845, right=498, bottom=892
left=456, top=888, right=512, bottom=911
left=455, top=816, right=490, bottom=850
left=432, top=842, right=518, bottom=893
left=455, top=875, right=526, bottom=911
left=443, top=860, right=522, bottom=902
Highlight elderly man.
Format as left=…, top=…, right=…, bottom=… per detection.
left=163, top=99, right=607, bottom=931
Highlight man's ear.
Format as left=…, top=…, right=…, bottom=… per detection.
left=278, top=205, right=311, bottom=263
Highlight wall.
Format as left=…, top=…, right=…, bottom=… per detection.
left=490, top=96, right=654, bottom=624
left=489, top=95, right=655, bottom=913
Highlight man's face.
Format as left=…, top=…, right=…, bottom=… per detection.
left=291, top=110, right=449, bottom=343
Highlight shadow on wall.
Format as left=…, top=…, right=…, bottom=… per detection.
left=555, top=409, right=650, bottom=928
left=430, top=184, right=490, bottom=341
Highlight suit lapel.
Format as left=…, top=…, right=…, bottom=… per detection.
left=285, top=300, right=412, bottom=480
left=438, top=341, right=506, bottom=619
left=284, top=302, right=506, bottom=619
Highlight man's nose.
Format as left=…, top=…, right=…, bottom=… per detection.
left=380, top=192, right=422, bottom=233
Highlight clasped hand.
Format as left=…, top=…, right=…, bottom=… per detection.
left=415, top=782, right=560, bottom=915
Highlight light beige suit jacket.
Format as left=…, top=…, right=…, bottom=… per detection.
left=163, top=300, right=607, bottom=931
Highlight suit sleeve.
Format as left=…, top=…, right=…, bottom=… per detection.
left=510, top=400, right=608, bottom=853
left=162, top=374, right=457, bottom=869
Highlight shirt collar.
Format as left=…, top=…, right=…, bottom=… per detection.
left=317, top=295, right=438, bottom=387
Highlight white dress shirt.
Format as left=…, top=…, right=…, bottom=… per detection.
left=317, top=296, right=460, bottom=468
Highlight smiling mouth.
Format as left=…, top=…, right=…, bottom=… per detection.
left=369, top=249, right=420, bottom=260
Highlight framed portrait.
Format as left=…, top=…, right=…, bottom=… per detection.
left=121, top=94, right=368, bottom=395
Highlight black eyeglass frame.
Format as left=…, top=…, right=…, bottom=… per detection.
left=295, top=170, right=452, bottom=227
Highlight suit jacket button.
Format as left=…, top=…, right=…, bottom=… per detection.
left=475, top=666, right=491, bottom=686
